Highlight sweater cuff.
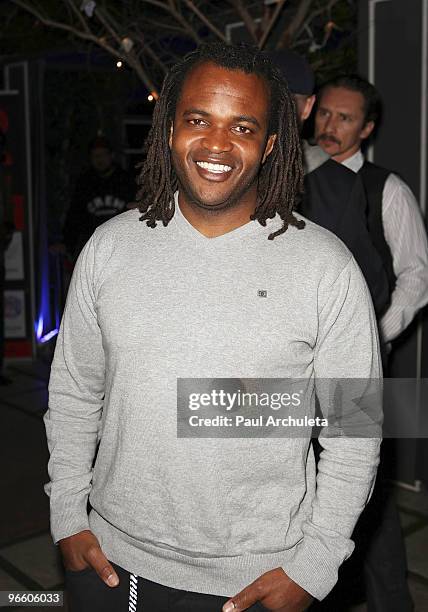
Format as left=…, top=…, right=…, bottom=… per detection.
left=50, top=509, right=90, bottom=545
left=45, top=483, right=91, bottom=544
left=283, top=535, right=354, bottom=601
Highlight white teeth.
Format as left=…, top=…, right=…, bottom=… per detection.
left=196, top=161, right=232, bottom=173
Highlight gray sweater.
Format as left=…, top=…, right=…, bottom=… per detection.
left=45, top=202, right=381, bottom=600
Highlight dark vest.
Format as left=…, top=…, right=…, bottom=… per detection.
left=358, top=161, right=396, bottom=294
left=301, top=159, right=391, bottom=318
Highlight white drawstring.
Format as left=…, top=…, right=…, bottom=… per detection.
left=129, top=573, right=138, bottom=612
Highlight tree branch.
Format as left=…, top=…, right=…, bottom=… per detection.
left=142, top=0, right=202, bottom=44
left=10, top=0, right=348, bottom=97
left=96, top=3, right=125, bottom=38
left=275, top=0, right=311, bottom=49
left=140, top=18, right=190, bottom=36
left=295, top=0, right=342, bottom=43
left=10, top=0, right=157, bottom=93
left=182, top=0, right=228, bottom=43
left=11, top=0, right=100, bottom=43
left=142, top=42, right=168, bottom=76
left=64, top=0, right=91, bottom=34
left=92, top=6, right=123, bottom=48
left=258, top=0, right=287, bottom=49
left=227, top=0, right=258, bottom=43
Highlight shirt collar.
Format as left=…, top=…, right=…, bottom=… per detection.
left=340, top=149, right=364, bottom=173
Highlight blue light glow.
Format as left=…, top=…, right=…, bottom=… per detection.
left=39, top=328, right=59, bottom=344
left=35, top=316, right=44, bottom=340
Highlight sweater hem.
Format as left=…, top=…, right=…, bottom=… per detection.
left=89, top=510, right=299, bottom=597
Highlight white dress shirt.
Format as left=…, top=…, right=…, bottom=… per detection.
left=342, top=150, right=428, bottom=343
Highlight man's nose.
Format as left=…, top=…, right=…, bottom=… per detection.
left=323, top=115, right=336, bottom=132
left=201, top=127, right=233, bottom=153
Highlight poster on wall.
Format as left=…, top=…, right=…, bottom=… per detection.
left=4, top=290, right=26, bottom=338
left=4, top=231, right=24, bottom=280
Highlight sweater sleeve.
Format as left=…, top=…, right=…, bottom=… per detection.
left=284, top=257, right=382, bottom=601
left=44, top=234, right=105, bottom=543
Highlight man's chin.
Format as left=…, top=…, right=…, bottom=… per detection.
left=192, top=198, right=233, bottom=211
left=183, top=191, right=238, bottom=212
left=316, top=139, right=339, bottom=154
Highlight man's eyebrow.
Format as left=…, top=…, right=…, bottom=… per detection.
left=182, top=108, right=210, bottom=117
left=319, top=105, right=353, bottom=118
left=233, top=115, right=261, bottom=128
left=182, top=109, right=261, bottom=128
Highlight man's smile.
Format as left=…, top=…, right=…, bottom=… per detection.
left=196, top=161, right=233, bottom=173
left=194, top=159, right=234, bottom=181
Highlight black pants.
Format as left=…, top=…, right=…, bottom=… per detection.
left=66, top=562, right=266, bottom=611
left=360, top=444, right=414, bottom=612
left=311, top=444, right=413, bottom=612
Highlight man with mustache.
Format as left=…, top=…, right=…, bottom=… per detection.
left=315, top=75, right=428, bottom=350
left=269, top=50, right=390, bottom=323
left=315, top=75, right=428, bottom=612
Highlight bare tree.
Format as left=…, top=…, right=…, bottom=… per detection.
left=8, top=0, right=351, bottom=93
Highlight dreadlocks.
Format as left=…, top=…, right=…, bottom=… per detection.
left=135, top=42, right=305, bottom=240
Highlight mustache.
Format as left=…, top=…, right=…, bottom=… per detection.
left=316, top=133, right=341, bottom=145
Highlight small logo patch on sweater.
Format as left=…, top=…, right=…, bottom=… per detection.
left=258, top=290, right=267, bottom=298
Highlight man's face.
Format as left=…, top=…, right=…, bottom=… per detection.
left=169, top=62, right=276, bottom=213
left=90, top=147, right=114, bottom=175
left=315, top=86, right=374, bottom=162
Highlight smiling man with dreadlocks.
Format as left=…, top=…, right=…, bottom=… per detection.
left=136, top=43, right=304, bottom=239
left=45, top=43, right=382, bottom=612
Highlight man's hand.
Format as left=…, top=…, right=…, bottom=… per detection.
left=59, top=530, right=119, bottom=587
left=222, top=568, right=314, bottom=612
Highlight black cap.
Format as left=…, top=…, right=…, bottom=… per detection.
left=269, top=49, right=314, bottom=95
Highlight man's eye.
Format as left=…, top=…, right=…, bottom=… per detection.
left=317, top=109, right=328, bottom=117
left=340, top=115, right=351, bottom=122
left=188, top=118, right=206, bottom=126
left=234, top=126, right=252, bottom=134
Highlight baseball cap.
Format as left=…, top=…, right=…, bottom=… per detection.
left=269, top=49, right=314, bottom=95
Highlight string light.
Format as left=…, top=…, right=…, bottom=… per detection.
left=148, top=94, right=154, bottom=101
left=116, top=60, right=123, bottom=68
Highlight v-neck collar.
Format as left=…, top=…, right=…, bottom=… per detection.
left=172, top=192, right=268, bottom=245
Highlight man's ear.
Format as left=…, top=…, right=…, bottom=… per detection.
left=300, top=94, right=316, bottom=122
left=361, top=120, right=375, bottom=141
left=168, top=123, right=174, bottom=148
left=262, top=134, right=277, bottom=164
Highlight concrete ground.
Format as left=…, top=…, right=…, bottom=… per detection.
left=1, top=360, right=428, bottom=611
